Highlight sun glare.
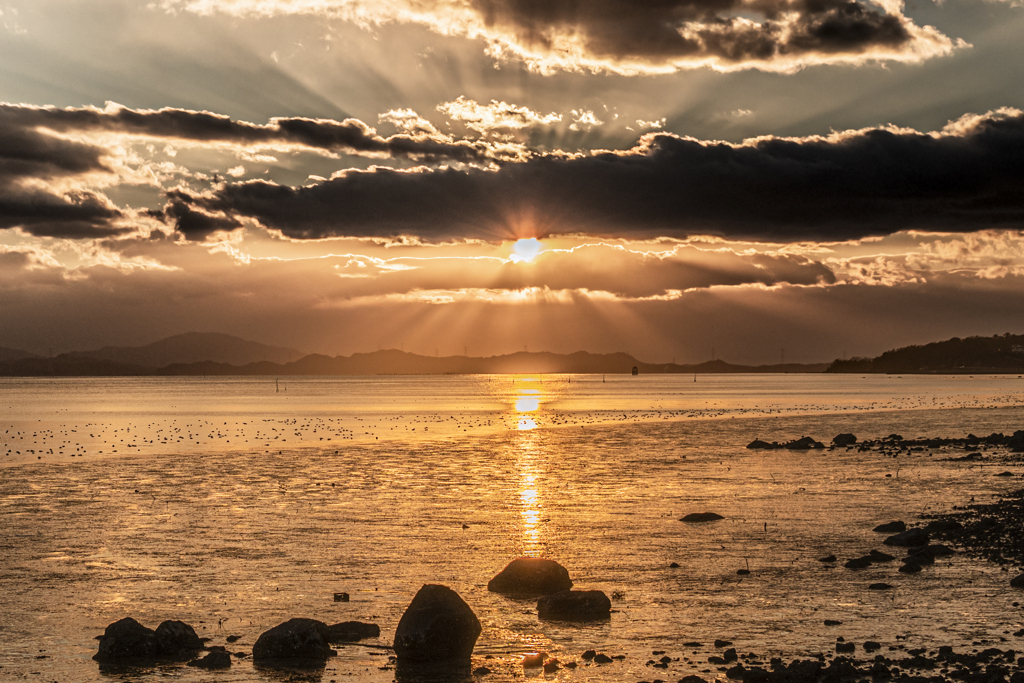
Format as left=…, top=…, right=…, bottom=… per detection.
left=510, top=238, right=544, bottom=262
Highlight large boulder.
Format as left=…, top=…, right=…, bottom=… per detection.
left=252, top=618, right=336, bottom=665
left=1011, top=574, right=1024, bottom=588
left=785, top=437, right=825, bottom=450
left=326, top=621, right=380, bottom=643
left=873, top=521, right=906, bottom=533
left=883, top=528, right=930, bottom=547
left=154, top=620, right=203, bottom=660
left=680, top=512, right=724, bottom=523
left=188, top=651, right=232, bottom=669
left=393, top=585, right=481, bottom=663
left=536, top=590, right=611, bottom=622
left=832, top=434, right=857, bottom=447
left=487, top=558, right=573, bottom=596
left=93, top=617, right=160, bottom=662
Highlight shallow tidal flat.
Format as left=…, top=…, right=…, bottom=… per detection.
left=2, top=395, right=1024, bottom=681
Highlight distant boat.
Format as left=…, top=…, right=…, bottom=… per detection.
left=631, top=366, right=638, bottom=376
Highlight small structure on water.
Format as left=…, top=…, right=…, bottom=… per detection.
left=631, top=366, right=638, bottom=376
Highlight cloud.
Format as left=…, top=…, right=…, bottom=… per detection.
left=159, top=0, right=962, bottom=74
left=0, top=115, right=125, bottom=238
left=177, top=108, right=1024, bottom=244
left=0, top=102, right=514, bottom=164
left=437, top=97, right=562, bottom=134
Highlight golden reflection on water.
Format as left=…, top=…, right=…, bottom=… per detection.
left=492, top=377, right=566, bottom=555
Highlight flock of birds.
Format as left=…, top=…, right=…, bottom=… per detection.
left=3, top=388, right=1023, bottom=464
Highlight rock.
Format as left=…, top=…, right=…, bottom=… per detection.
left=873, top=521, right=906, bottom=533
left=680, top=677, right=707, bottom=683
left=326, top=621, right=380, bottom=643
left=715, top=639, right=733, bottom=647
left=724, top=648, right=738, bottom=663
left=746, top=440, right=777, bottom=449
left=93, top=617, right=159, bottom=662
left=188, top=651, right=232, bottom=669
left=226, top=635, right=241, bottom=643
left=393, top=584, right=481, bottom=663
left=844, top=557, right=872, bottom=570
left=252, top=618, right=336, bottom=664
left=726, top=664, right=747, bottom=679
left=898, top=562, right=922, bottom=574
left=883, top=528, right=930, bottom=547
left=154, top=620, right=203, bottom=660
left=869, top=583, right=893, bottom=590
left=537, top=590, right=611, bottom=621
left=670, top=562, right=681, bottom=568
left=680, top=512, right=724, bottom=522
left=473, top=666, right=492, bottom=676
left=785, top=436, right=825, bottom=450
left=487, top=558, right=573, bottom=596
left=737, top=569, right=751, bottom=575
left=905, top=548, right=935, bottom=565
left=824, top=620, right=842, bottom=626
left=864, top=642, right=882, bottom=652
left=868, top=550, right=896, bottom=562
left=593, top=653, right=613, bottom=664
left=1011, top=574, right=1024, bottom=588
left=818, top=554, right=837, bottom=563
left=522, top=652, right=546, bottom=667
left=581, top=649, right=596, bottom=660
left=918, top=544, right=955, bottom=557
left=832, top=434, right=857, bottom=446
left=996, top=471, right=1015, bottom=477
left=836, top=642, right=856, bottom=653
left=543, top=659, right=560, bottom=673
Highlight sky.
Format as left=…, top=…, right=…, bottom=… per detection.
left=1, top=0, right=1024, bottom=364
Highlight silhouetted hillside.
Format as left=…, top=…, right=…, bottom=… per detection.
left=159, top=350, right=827, bottom=376
left=0, top=347, right=39, bottom=363
left=68, top=332, right=304, bottom=368
left=827, top=333, right=1024, bottom=374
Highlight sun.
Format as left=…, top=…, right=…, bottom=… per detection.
left=510, top=238, right=544, bottom=263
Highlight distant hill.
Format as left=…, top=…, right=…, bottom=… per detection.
left=158, top=350, right=828, bottom=376
left=0, top=347, right=39, bottom=363
left=827, top=333, right=1024, bottom=374
left=68, top=332, right=305, bottom=368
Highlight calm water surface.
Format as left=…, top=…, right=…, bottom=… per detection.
left=2, top=374, right=1024, bottom=682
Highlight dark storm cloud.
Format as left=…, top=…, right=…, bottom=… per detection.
left=178, top=109, right=1024, bottom=244
left=0, top=103, right=498, bottom=163
left=472, top=0, right=916, bottom=65
left=0, top=116, right=124, bottom=238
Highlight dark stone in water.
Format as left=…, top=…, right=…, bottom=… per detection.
left=680, top=676, right=708, bottom=683
left=154, top=620, right=203, bottom=660
left=869, top=583, right=893, bottom=590
left=326, top=621, right=380, bottom=643
left=899, top=562, right=923, bottom=574
left=824, top=620, right=842, bottom=626
left=844, top=557, right=872, bottom=569
left=724, top=648, right=738, bottom=663
left=874, top=521, right=906, bottom=533
left=593, top=653, right=613, bottom=664
left=393, top=584, right=481, bottom=663
left=869, top=550, right=896, bottom=562
left=252, top=618, right=336, bottom=664
left=832, top=434, right=857, bottom=446
left=747, top=440, right=778, bottom=449
left=93, top=617, right=159, bottom=662
left=1011, top=574, right=1024, bottom=588
left=818, top=554, right=837, bottom=563
left=226, top=635, right=241, bottom=643
left=884, top=528, right=930, bottom=547
left=582, top=649, right=597, bottom=660
left=473, top=665, right=492, bottom=676
left=487, top=557, right=573, bottom=596
left=864, top=641, right=882, bottom=652
left=785, top=436, right=825, bottom=450
left=737, top=569, right=751, bottom=575
left=715, top=639, right=733, bottom=647
left=333, top=592, right=349, bottom=602
left=188, top=651, right=232, bottom=669
left=537, top=590, right=611, bottom=621
left=670, top=562, right=681, bottom=568
left=923, top=519, right=961, bottom=534
left=681, top=512, right=724, bottom=522
left=836, top=642, right=856, bottom=653
left=726, top=664, right=747, bottom=679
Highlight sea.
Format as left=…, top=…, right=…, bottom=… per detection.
left=2, top=373, right=1024, bottom=682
